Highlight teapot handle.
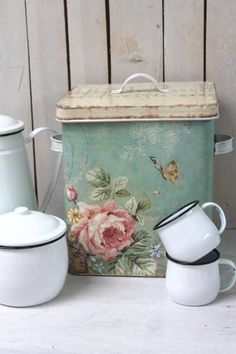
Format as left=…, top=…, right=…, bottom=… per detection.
left=25, top=127, right=62, bottom=212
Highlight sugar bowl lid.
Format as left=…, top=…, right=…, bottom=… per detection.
left=0, top=207, right=67, bottom=248
left=0, top=115, right=24, bottom=136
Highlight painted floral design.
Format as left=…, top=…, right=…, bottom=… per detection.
left=71, top=200, right=136, bottom=261
left=67, top=208, right=81, bottom=224
left=67, top=167, right=163, bottom=276
left=120, top=121, right=192, bottom=160
left=120, top=122, right=162, bottom=160
left=76, top=155, right=88, bottom=182
left=66, top=185, right=77, bottom=202
left=163, top=130, right=179, bottom=155
left=149, top=243, right=163, bottom=258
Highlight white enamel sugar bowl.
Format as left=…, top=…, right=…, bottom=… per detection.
left=0, top=207, right=68, bottom=307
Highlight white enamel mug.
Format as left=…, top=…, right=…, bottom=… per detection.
left=153, top=200, right=226, bottom=262
left=166, top=250, right=236, bottom=306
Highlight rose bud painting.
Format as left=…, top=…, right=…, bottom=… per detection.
left=66, top=185, right=77, bottom=202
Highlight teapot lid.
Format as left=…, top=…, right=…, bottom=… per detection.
left=0, top=207, right=67, bottom=248
left=0, top=115, right=24, bottom=136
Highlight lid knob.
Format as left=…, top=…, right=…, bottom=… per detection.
left=14, top=207, right=30, bottom=215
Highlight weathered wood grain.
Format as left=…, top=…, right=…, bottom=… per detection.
left=0, top=0, right=34, bottom=176
left=207, top=0, right=236, bottom=228
left=25, top=0, right=68, bottom=218
left=164, top=0, right=204, bottom=80
left=67, top=0, right=108, bottom=87
left=109, top=0, right=163, bottom=82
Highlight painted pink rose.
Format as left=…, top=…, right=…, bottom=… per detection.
left=71, top=200, right=136, bottom=261
left=66, top=185, right=77, bottom=202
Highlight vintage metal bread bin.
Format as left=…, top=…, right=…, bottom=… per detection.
left=56, top=73, right=231, bottom=278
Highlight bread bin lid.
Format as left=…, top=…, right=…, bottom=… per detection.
left=0, top=115, right=24, bottom=136
left=56, top=74, right=219, bottom=122
left=0, top=207, right=67, bottom=248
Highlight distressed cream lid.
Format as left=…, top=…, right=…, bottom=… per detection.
left=56, top=74, right=219, bottom=122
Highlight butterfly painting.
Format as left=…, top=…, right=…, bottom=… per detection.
left=149, top=156, right=179, bottom=183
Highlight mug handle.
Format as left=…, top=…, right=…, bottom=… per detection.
left=219, top=259, right=236, bottom=292
left=201, top=202, right=226, bottom=234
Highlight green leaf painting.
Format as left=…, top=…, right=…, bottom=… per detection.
left=114, top=254, right=157, bottom=276
left=86, top=168, right=132, bottom=202
left=125, top=196, right=138, bottom=215
left=136, top=199, right=151, bottom=213
left=90, top=187, right=111, bottom=201
left=112, top=176, right=128, bottom=192
left=114, top=189, right=131, bottom=198
left=86, top=168, right=111, bottom=188
left=133, top=230, right=151, bottom=242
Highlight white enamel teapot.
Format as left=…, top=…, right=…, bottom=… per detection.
left=0, top=115, right=61, bottom=214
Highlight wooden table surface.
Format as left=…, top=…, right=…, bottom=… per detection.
left=1, top=231, right=236, bottom=354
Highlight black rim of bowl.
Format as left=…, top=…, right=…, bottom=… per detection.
left=0, top=233, right=66, bottom=250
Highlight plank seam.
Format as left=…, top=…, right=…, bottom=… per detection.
left=162, top=0, right=165, bottom=81
left=24, top=0, right=38, bottom=200
left=105, top=0, right=111, bottom=83
left=64, top=0, right=71, bottom=90
left=203, top=0, right=207, bottom=81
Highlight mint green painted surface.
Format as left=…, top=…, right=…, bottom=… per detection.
left=63, top=120, right=214, bottom=277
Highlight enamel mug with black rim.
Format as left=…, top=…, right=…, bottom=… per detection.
left=153, top=200, right=226, bottom=263
left=0, top=207, right=68, bottom=307
left=166, top=250, right=236, bottom=306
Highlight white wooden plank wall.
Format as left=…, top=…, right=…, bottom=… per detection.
left=109, top=0, right=163, bottom=82
left=164, top=0, right=204, bottom=81
left=25, top=0, right=68, bottom=218
left=207, top=0, right=236, bottom=228
left=67, top=0, right=108, bottom=87
left=0, top=0, right=34, bottom=174
left=0, top=0, right=236, bottom=228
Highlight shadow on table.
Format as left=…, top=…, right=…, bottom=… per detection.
left=42, top=274, right=96, bottom=307
left=213, top=289, right=236, bottom=307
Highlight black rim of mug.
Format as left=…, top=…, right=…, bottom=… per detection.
left=166, top=249, right=220, bottom=266
left=153, top=200, right=199, bottom=230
